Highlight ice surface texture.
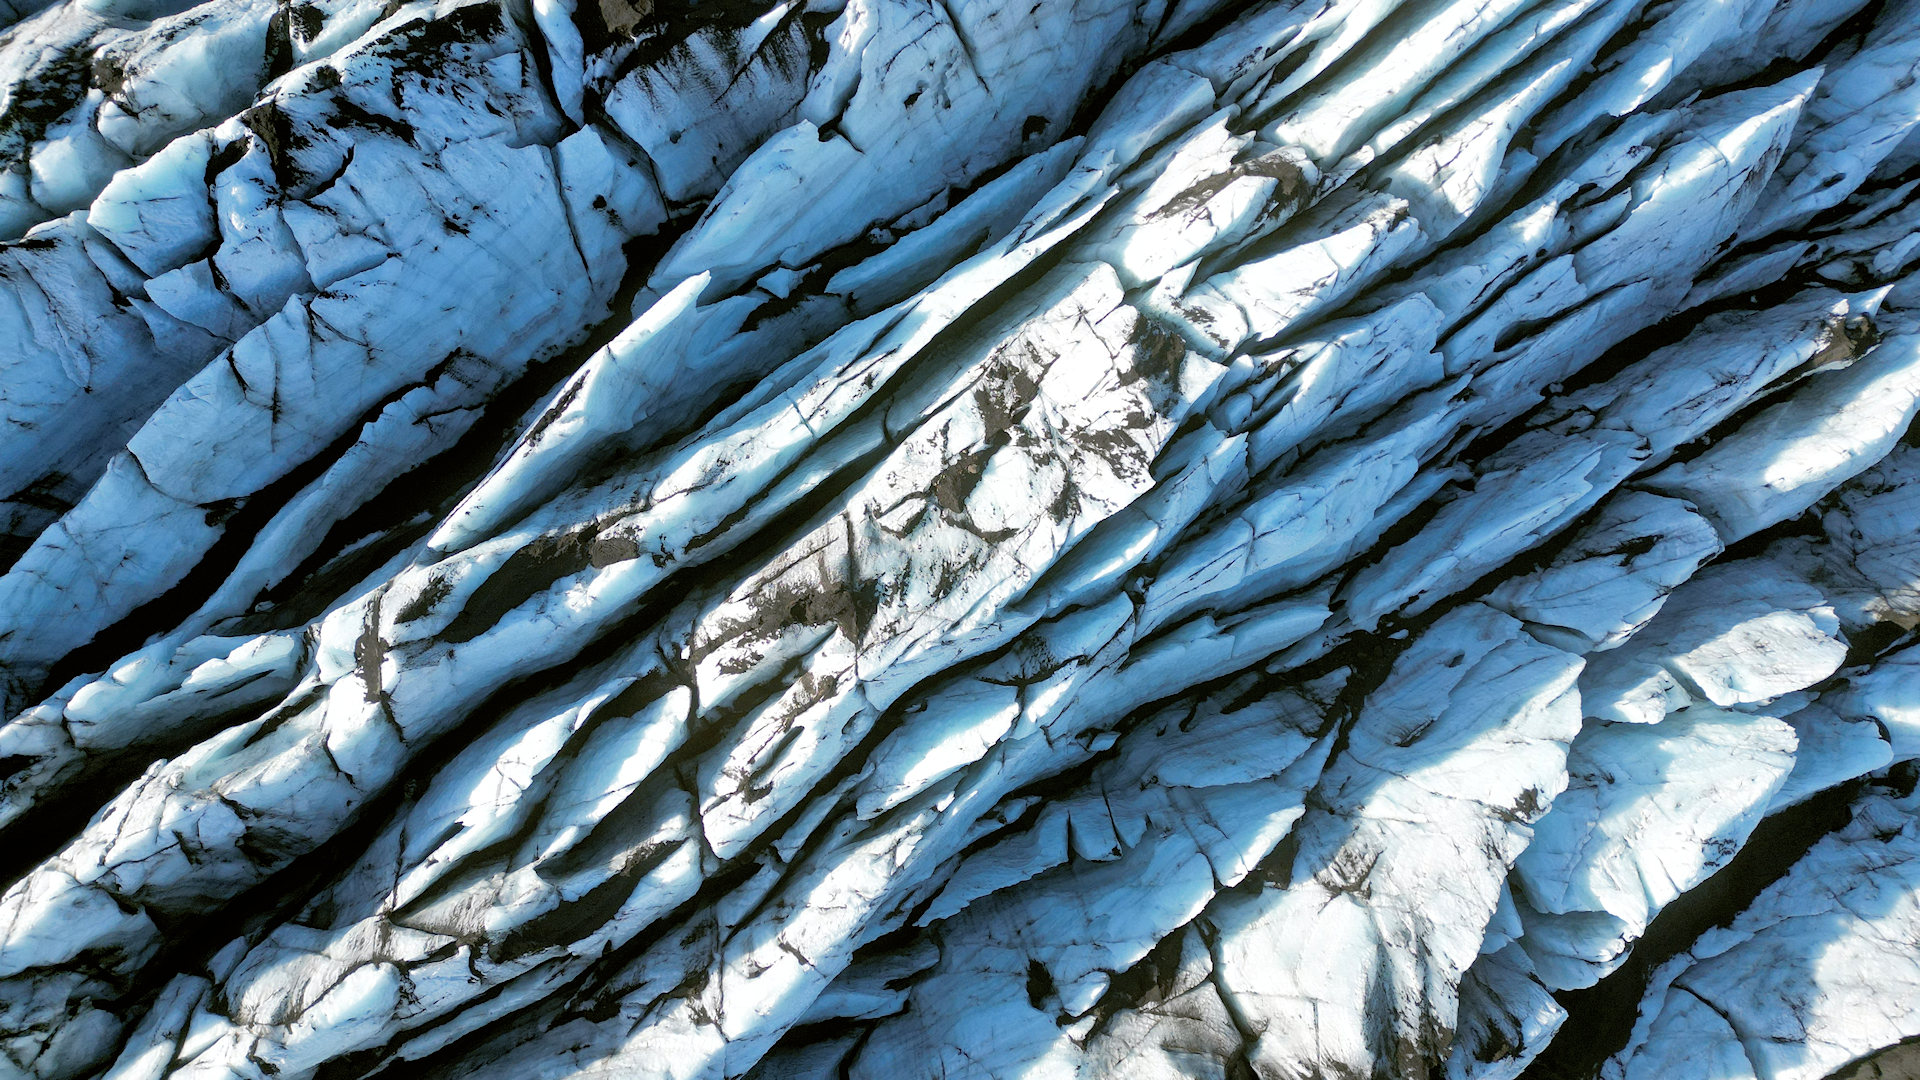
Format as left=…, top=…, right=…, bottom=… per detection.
left=2, top=0, right=1920, bottom=1077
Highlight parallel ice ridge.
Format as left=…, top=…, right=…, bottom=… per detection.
left=1, top=0, right=1919, bottom=1077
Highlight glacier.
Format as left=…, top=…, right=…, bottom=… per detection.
left=0, top=0, right=1919, bottom=1076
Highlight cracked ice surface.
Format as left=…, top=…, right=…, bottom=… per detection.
left=4, top=0, right=1920, bottom=1077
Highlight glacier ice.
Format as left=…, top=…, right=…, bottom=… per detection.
left=1, top=0, right=1920, bottom=1077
